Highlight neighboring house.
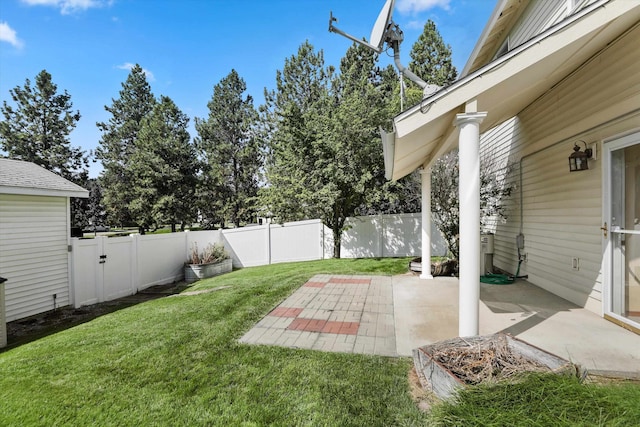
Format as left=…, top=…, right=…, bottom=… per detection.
left=0, top=158, right=89, bottom=328
left=385, top=0, right=640, bottom=334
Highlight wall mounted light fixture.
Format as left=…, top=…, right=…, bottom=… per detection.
left=568, top=140, right=592, bottom=172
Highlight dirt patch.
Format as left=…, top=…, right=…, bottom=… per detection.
left=170, top=285, right=231, bottom=297
left=408, top=366, right=440, bottom=412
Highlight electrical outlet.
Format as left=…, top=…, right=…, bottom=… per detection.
left=571, top=257, right=579, bottom=271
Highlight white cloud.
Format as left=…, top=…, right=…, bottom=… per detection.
left=116, top=63, right=155, bottom=82
left=396, top=0, right=451, bottom=14
left=0, top=21, right=24, bottom=49
left=21, top=0, right=106, bottom=15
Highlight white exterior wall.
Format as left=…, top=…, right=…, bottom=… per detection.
left=480, top=24, right=640, bottom=314
left=0, top=194, right=70, bottom=321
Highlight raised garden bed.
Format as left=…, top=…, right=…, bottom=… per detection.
left=412, top=333, right=578, bottom=400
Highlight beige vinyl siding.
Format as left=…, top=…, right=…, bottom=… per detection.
left=0, top=194, right=69, bottom=321
left=480, top=117, right=523, bottom=276
left=519, top=142, right=603, bottom=311
left=480, top=23, right=640, bottom=314
left=509, top=0, right=568, bottom=48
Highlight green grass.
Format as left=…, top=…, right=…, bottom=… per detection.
left=2, top=257, right=639, bottom=426
left=427, top=373, right=640, bottom=427
left=0, top=258, right=423, bottom=426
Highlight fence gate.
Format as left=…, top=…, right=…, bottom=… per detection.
left=72, top=236, right=136, bottom=307
left=101, top=237, right=136, bottom=301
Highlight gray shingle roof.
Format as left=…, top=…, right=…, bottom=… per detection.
left=0, top=158, right=89, bottom=197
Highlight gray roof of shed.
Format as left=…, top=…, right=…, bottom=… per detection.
left=0, top=158, right=89, bottom=198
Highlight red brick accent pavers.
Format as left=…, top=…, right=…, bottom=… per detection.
left=329, top=278, right=371, bottom=284
left=288, top=318, right=327, bottom=332
left=270, top=307, right=303, bottom=318
left=304, top=281, right=326, bottom=288
left=288, top=318, right=360, bottom=335
left=322, top=321, right=359, bottom=335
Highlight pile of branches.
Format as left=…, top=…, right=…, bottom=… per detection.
left=428, top=335, right=551, bottom=385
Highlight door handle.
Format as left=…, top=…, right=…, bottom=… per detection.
left=600, top=222, right=607, bottom=238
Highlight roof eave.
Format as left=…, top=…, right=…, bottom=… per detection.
left=388, top=0, right=637, bottom=181
left=0, top=185, right=90, bottom=198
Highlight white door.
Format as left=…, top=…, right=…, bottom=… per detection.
left=604, top=131, right=640, bottom=330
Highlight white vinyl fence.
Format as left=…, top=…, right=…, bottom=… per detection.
left=340, top=213, right=447, bottom=258
left=70, top=214, right=446, bottom=308
left=222, top=219, right=331, bottom=267
left=71, top=230, right=222, bottom=307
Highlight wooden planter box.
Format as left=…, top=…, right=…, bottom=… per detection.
left=413, top=333, right=576, bottom=400
left=184, top=258, right=232, bottom=284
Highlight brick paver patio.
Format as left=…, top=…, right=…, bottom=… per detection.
left=239, top=275, right=397, bottom=356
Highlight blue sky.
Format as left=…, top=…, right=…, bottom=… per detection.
left=0, top=0, right=495, bottom=178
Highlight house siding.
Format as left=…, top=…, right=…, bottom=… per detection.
left=480, top=23, right=640, bottom=314
left=509, top=0, right=568, bottom=49
left=0, top=194, right=70, bottom=321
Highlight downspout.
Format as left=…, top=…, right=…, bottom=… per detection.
left=381, top=127, right=396, bottom=181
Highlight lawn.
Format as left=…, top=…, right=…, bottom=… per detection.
left=1, top=258, right=639, bottom=426
left=0, top=258, right=424, bottom=426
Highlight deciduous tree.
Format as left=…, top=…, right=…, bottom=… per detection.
left=431, top=150, right=514, bottom=259
left=261, top=42, right=393, bottom=257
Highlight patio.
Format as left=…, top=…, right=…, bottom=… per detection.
left=241, top=274, right=640, bottom=377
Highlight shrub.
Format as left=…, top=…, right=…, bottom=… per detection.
left=188, top=242, right=229, bottom=265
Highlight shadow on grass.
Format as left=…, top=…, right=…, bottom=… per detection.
left=2, top=282, right=187, bottom=353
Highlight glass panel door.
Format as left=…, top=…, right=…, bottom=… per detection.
left=608, top=136, right=640, bottom=327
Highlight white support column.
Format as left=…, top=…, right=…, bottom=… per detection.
left=454, top=110, right=487, bottom=337
left=420, top=167, right=433, bottom=279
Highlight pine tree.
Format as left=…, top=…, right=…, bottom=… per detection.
left=96, top=64, right=155, bottom=229
left=85, top=178, right=107, bottom=230
left=129, top=96, right=198, bottom=232
left=195, top=70, right=261, bottom=228
left=260, top=41, right=332, bottom=225
left=408, top=19, right=457, bottom=86
left=0, top=69, right=89, bottom=226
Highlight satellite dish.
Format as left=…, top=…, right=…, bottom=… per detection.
left=370, top=0, right=396, bottom=52
left=329, top=0, right=395, bottom=54
left=329, top=0, right=439, bottom=98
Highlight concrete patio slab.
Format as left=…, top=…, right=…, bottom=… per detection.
left=393, top=274, right=640, bottom=376
left=240, top=273, right=640, bottom=377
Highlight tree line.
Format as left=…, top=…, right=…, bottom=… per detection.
left=3, top=21, right=503, bottom=259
